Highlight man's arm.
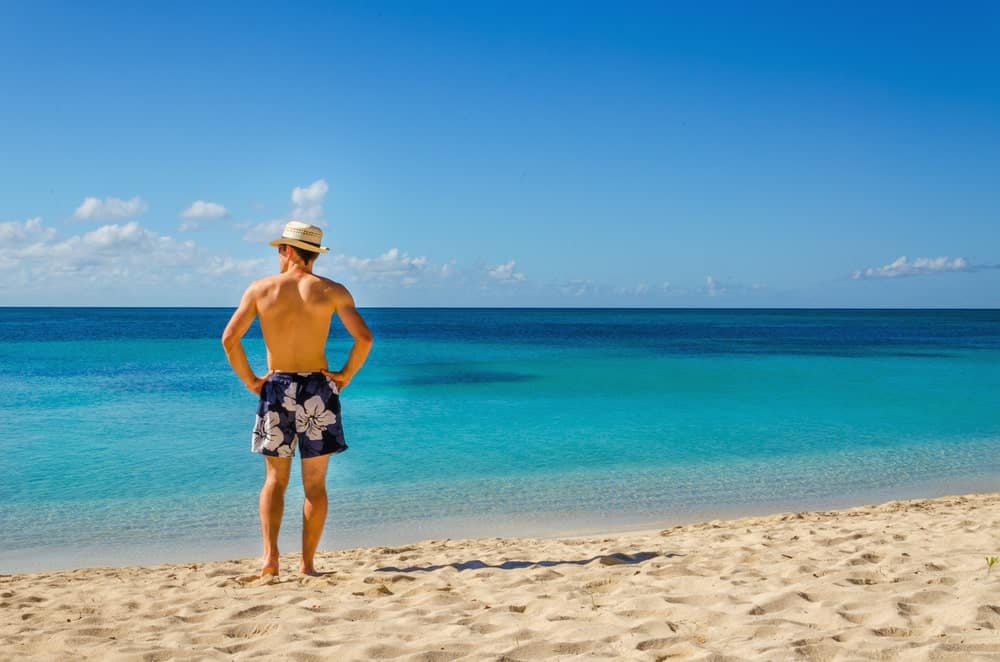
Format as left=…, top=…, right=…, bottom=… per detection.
left=222, top=284, right=271, bottom=394
left=324, top=286, right=373, bottom=391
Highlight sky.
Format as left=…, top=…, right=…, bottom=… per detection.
left=1, top=1, right=998, bottom=307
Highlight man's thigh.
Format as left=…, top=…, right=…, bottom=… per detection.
left=264, top=456, right=292, bottom=485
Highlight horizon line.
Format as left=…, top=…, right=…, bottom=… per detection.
left=1, top=305, right=998, bottom=311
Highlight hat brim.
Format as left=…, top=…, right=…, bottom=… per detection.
left=269, top=238, right=330, bottom=253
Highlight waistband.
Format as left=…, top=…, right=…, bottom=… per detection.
left=268, top=371, right=328, bottom=379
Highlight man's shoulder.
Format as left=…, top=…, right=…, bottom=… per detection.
left=312, top=273, right=345, bottom=289
left=247, top=273, right=282, bottom=293
left=303, top=275, right=357, bottom=310
left=310, top=274, right=351, bottom=299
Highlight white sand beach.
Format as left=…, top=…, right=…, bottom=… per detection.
left=4, top=493, right=1000, bottom=660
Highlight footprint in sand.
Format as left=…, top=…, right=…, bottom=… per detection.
left=223, top=574, right=280, bottom=588
left=222, top=623, right=279, bottom=639
left=847, top=552, right=883, bottom=565
left=871, top=626, right=912, bottom=638
left=363, top=574, right=416, bottom=585
left=232, top=604, right=274, bottom=618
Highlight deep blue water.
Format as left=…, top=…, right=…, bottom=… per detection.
left=1, top=308, right=998, bottom=572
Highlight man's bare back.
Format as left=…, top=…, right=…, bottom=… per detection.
left=223, top=254, right=372, bottom=394
left=252, top=270, right=369, bottom=378
left=222, top=222, right=372, bottom=577
left=255, top=271, right=338, bottom=372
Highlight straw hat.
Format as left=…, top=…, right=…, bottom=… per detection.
left=268, top=221, right=330, bottom=253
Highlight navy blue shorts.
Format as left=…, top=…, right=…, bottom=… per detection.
left=251, top=372, right=347, bottom=458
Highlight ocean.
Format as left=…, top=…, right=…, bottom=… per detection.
left=2, top=308, right=999, bottom=573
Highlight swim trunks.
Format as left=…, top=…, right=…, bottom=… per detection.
left=252, top=372, right=347, bottom=458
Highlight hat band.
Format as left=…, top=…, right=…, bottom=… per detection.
left=285, top=235, right=322, bottom=248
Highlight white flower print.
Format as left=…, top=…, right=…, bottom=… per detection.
left=295, top=395, right=337, bottom=440
left=253, top=411, right=284, bottom=452
left=282, top=382, right=299, bottom=411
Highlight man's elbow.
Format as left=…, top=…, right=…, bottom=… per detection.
left=221, top=332, right=239, bottom=352
left=356, top=329, right=374, bottom=345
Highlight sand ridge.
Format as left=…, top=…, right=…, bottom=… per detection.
left=3, top=493, right=1000, bottom=660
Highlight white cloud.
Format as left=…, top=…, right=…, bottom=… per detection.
left=560, top=279, right=599, bottom=297
left=657, top=281, right=693, bottom=296
left=179, top=200, right=229, bottom=230
left=487, top=260, right=526, bottom=283
left=0, top=220, right=264, bottom=291
left=704, top=275, right=763, bottom=297
left=242, top=219, right=287, bottom=244
left=73, top=196, right=148, bottom=221
left=291, top=179, right=328, bottom=222
left=323, top=247, right=447, bottom=288
left=203, top=255, right=265, bottom=276
left=852, top=255, right=973, bottom=280
left=616, top=283, right=650, bottom=296
left=243, top=178, right=330, bottom=244
left=562, top=279, right=671, bottom=299
left=555, top=274, right=759, bottom=302
left=0, top=217, right=56, bottom=243
left=16, top=222, right=194, bottom=269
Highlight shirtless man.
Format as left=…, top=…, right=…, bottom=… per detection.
left=222, top=221, right=373, bottom=576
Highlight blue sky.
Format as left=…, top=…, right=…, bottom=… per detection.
left=1, top=1, right=998, bottom=307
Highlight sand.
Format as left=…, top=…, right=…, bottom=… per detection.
left=3, top=493, right=1000, bottom=661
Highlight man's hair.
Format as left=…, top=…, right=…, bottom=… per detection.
left=288, top=244, right=319, bottom=264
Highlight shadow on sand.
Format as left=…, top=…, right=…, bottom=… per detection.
left=376, top=550, right=670, bottom=573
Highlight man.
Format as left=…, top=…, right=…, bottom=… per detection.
left=222, top=220, right=373, bottom=577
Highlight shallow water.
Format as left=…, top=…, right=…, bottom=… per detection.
left=2, top=308, right=998, bottom=572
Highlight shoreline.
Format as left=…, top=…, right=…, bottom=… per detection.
left=6, top=471, right=1000, bottom=575
left=4, top=492, right=1000, bottom=659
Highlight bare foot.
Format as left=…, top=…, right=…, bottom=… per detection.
left=299, top=564, right=320, bottom=576
left=261, top=560, right=279, bottom=577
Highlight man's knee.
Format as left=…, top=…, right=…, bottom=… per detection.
left=263, top=457, right=292, bottom=488
left=303, top=481, right=327, bottom=501
left=300, top=455, right=330, bottom=499
left=264, top=469, right=291, bottom=490
left=265, top=475, right=290, bottom=490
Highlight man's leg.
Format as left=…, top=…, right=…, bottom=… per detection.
left=300, top=454, right=331, bottom=575
left=259, top=456, right=292, bottom=576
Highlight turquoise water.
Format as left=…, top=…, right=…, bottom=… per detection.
left=1, top=308, right=999, bottom=572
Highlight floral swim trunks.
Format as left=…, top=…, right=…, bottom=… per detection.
left=252, top=372, right=347, bottom=458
